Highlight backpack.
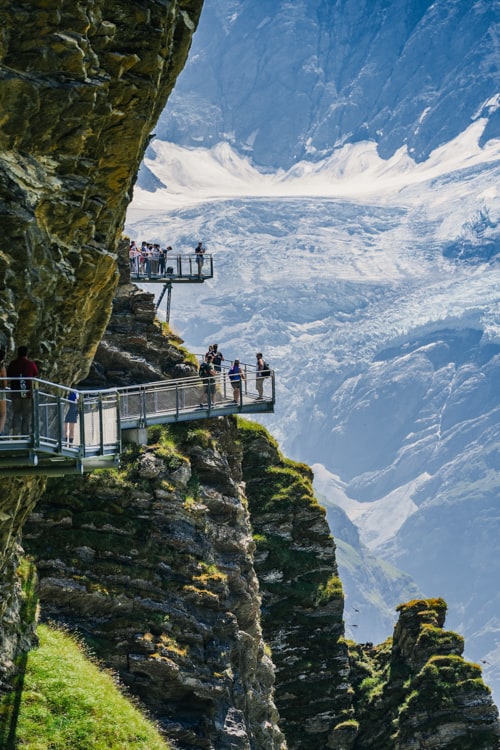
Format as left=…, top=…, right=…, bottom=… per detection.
left=199, top=362, right=211, bottom=378
left=262, top=361, right=271, bottom=377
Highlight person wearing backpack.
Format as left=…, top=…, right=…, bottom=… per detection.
left=255, top=352, right=270, bottom=399
left=199, top=354, right=217, bottom=406
left=212, top=344, right=224, bottom=373
left=7, top=345, right=39, bottom=435
left=228, top=359, right=245, bottom=403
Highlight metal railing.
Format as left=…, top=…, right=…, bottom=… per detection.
left=0, top=378, right=121, bottom=472
left=0, top=363, right=274, bottom=474
left=129, top=253, right=214, bottom=282
left=119, top=359, right=274, bottom=428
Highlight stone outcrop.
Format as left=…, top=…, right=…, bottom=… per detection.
left=0, top=0, right=203, bottom=680
left=240, top=423, right=355, bottom=749
left=349, top=599, right=500, bottom=749
left=24, top=426, right=286, bottom=749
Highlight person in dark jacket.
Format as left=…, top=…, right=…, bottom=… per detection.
left=7, top=346, right=39, bottom=435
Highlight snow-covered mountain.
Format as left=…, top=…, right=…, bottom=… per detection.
left=126, top=0, right=500, bottom=701
left=146, top=0, right=500, bottom=170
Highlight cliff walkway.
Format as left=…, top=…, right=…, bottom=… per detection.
left=0, top=361, right=274, bottom=476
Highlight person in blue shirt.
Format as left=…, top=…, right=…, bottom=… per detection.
left=228, top=359, right=245, bottom=403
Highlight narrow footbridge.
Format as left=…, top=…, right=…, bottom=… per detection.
left=0, top=361, right=274, bottom=477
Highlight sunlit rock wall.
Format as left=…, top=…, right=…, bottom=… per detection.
left=0, top=0, right=203, bottom=681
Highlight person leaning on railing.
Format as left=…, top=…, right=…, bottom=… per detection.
left=228, top=359, right=245, bottom=403
left=7, top=346, right=39, bottom=435
left=199, top=354, right=217, bottom=406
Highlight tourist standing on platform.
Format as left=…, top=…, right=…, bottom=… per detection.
left=212, top=344, right=224, bottom=372
left=158, top=245, right=167, bottom=275
left=0, top=347, right=7, bottom=436
left=129, top=241, right=139, bottom=274
left=256, top=352, right=266, bottom=399
left=195, top=241, right=206, bottom=276
left=64, top=388, right=79, bottom=445
left=151, top=244, right=160, bottom=275
left=139, top=242, right=148, bottom=275
left=7, top=346, right=39, bottom=435
left=228, top=359, right=245, bottom=403
left=199, top=354, right=217, bottom=406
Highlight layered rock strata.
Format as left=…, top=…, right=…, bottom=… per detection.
left=24, top=428, right=286, bottom=750
left=240, top=424, right=355, bottom=749
left=0, top=0, right=203, bottom=680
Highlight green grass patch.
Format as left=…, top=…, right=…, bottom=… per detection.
left=147, top=425, right=187, bottom=468
left=236, top=417, right=279, bottom=447
left=314, top=574, right=344, bottom=606
left=0, top=624, right=171, bottom=750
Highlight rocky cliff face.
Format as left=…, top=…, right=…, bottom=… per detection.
left=24, top=424, right=286, bottom=750
left=0, top=0, right=203, bottom=683
left=349, top=599, right=500, bottom=750
left=240, top=425, right=354, bottom=749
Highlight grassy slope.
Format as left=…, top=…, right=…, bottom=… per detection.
left=0, top=624, right=170, bottom=750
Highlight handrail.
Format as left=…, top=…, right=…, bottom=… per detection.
left=0, top=367, right=275, bottom=475
left=129, top=253, right=214, bottom=282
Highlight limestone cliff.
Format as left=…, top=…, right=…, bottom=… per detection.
left=0, top=0, right=203, bottom=681
left=24, top=426, right=286, bottom=749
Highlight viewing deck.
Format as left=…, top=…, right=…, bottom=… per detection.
left=129, top=253, right=214, bottom=283
left=0, top=362, right=274, bottom=476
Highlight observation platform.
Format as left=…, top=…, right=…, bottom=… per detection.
left=129, top=254, right=213, bottom=283
left=0, top=362, right=274, bottom=476
left=129, top=253, right=214, bottom=321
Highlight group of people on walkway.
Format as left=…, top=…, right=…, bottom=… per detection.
left=0, top=346, right=77, bottom=442
left=198, top=345, right=271, bottom=406
left=129, top=240, right=207, bottom=277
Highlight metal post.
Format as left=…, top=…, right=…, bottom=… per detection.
left=98, top=393, right=104, bottom=455
left=115, top=392, right=122, bottom=454
left=79, top=395, right=86, bottom=456
left=57, top=395, right=63, bottom=450
left=155, top=281, right=172, bottom=323
left=32, top=387, right=40, bottom=448
left=165, top=282, right=172, bottom=323
left=140, top=387, right=148, bottom=428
